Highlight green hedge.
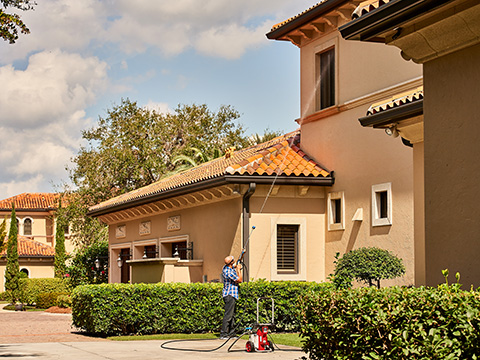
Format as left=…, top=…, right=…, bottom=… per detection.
left=72, top=280, right=330, bottom=336
left=36, top=292, right=70, bottom=309
left=299, top=284, right=480, bottom=359
left=20, top=278, right=71, bottom=305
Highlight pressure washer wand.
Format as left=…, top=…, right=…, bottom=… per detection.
left=237, top=225, right=255, bottom=265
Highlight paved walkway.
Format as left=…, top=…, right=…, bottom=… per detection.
left=0, top=305, right=306, bottom=359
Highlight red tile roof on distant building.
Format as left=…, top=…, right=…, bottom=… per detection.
left=0, top=236, right=55, bottom=257
left=89, top=130, right=332, bottom=214
left=0, top=193, right=60, bottom=211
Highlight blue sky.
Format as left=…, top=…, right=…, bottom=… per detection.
left=0, top=0, right=316, bottom=200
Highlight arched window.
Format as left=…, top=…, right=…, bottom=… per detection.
left=24, top=218, right=32, bottom=235
left=20, top=268, right=29, bottom=277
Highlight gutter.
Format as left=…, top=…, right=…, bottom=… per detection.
left=358, top=99, right=423, bottom=127
left=339, top=0, right=453, bottom=41
left=87, top=174, right=335, bottom=217
left=242, top=183, right=256, bottom=283
left=266, top=0, right=349, bottom=40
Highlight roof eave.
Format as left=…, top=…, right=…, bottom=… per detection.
left=88, top=173, right=335, bottom=218
left=359, top=99, right=423, bottom=127
left=267, top=0, right=349, bottom=40
left=339, top=0, right=453, bottom=41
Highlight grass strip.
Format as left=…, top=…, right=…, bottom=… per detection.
left=109, top=332, right=303, bottom=347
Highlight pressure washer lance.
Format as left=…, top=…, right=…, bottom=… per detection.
left=237, top=226, right=256, bottom=266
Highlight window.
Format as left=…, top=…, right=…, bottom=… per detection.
left=270, top=217, right=307, bottom=281
left=328, top=191, right=345, bottom=231
left=143, top=245, right=157, bottom=259
left=372, top=183, right=392, bottom=226
left=23, top=218, right=32, bottom=235
left=20, top=268, right=29, bottom=277
left=316, top=47, right=335, bottom=110
left=276, top=225, right=299, bottom=274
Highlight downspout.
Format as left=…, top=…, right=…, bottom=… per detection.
left=242, top=183, right=256, bottom=283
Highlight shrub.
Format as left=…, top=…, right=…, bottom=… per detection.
left=299, top=284, right=480, bottom=359
left=20, top=278, right=70, bottom=305
left=36, top=292, right=69, bottom=309
left=56, top=294, right=72, bottom=308
left=332, top=247, right=405, bottom=288
left=72, top=280, right=331, bottom=336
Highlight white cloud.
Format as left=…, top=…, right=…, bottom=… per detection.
left=0, top=50, right=108, bottom=129
left=144, top=101, right=172, bottom=114
left=0, top=50, right=108, bottom=200
left=0, top=175, right=46, bottom=200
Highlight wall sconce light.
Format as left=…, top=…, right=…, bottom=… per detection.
left=117, top=254, right=123, bottom=268
left=143, top=246, right=159, bottom=259
left=95, top=258, right=100, bottom=270
left=385, top=125, right=399, bottom=138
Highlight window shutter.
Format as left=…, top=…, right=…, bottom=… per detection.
left=277, top=225, right=298, bottom=273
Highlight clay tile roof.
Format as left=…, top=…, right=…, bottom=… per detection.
left=366, top=86, right=424, bottom=116
left=351, top=0, right=392, bottom=20
left=89, top=130, right=332, bottom=213
left=270, top=1, right=329, bottom=32
left=0, top=193, right=61, bottom=211
left=0, top=236, right=55, bottom=257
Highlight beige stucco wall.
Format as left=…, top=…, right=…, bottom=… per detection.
left=423, top=43, right=480, bottom=287
left=299, top=31, right=423, bottom=118
left=413, top=142, right=425, bottom=285
left=0, top=260, right=54, bottom=291
left=109, top=197, right=243, bottom=284
left=108, top=184, right=328, bottom=284
left=295, top=27, right=422, bottom=286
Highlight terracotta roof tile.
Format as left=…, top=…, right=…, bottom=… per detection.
left=366, top=86, right=424, bottom=116
left=0, top=236, right=55, bottom=257
left=352, top=0, right=392, bottom=20
left=270, top=1, right=329, bottom=32
left=90, top=130, right=332, bottom=213
left=0, top=193, right=61, bottom=211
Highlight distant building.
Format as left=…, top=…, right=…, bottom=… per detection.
left=0, top=193, right=73, bottom=290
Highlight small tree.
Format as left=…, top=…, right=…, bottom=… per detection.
left=54, top=202, right=67, bottom=278
left=67, top=240, right=108, bottom=287
left=5, top=205, right=20, bottom=303
left=0, top=216, right=7, bottom=253
left=332, top=247, right=405, bottom=289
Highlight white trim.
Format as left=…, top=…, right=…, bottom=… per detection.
left=372, top=183, right=393, bottom=227
left=327, top=191, right=345, bottom=231
left=270, top=217, right=307, bottom=281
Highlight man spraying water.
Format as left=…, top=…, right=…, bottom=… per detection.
left=219, top=255, right=242, bottom=339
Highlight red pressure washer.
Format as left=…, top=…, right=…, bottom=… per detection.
left=245, top=297, right=275, bottom=352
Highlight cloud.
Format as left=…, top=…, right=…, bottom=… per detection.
left=0, top=0, right=316, bottom=62
left=0, top=50, right=108, bottom=199
left=144, top=101, right=172, bottom=114
left=0, top=50, right=108, bottom=129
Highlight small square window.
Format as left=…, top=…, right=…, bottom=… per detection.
left=372, top=183, right=392, bottom=227
left=328, top=191, right=345, bottom=231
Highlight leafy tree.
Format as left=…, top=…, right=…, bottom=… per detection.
left=332, top=247, right=405, bottom=289
left=1, top=0, right=35, bottom=44
left=67, top=240, right=108, bottom=287
left=248, top=128, right=283, bottom=146
left=60, top=99, right=249, bottom=248
left=4, top=205, right=20, bottom=303
left=54, top=201, right=67, bottom=278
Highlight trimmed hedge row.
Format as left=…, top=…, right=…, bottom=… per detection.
left=299, top=284, right=480, bottom=359
left=72, top=280, right=330, bottom=336
left=20, top=278, right=71, bottom=305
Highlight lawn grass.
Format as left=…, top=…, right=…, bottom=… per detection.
left=109, top=332, right=303, bottom=348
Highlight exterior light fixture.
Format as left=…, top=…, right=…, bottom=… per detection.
left=143, top=249, right=148, bottom=259
left=173, top=246, right=180, bottom=258
left=95, top=258, right=100, bottom=270
left=385, top=126, right=399, bottom=138
left=117, top=254, right=123, bottom=268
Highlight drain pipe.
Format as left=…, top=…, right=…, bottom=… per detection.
left=242, top=183, right=256, bottom=283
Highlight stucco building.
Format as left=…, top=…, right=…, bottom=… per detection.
left=339, top=0, right=480, bottom=287
left=0, top=193, right=73, bottom=290
left=89, top=0, right=424, bottom=286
